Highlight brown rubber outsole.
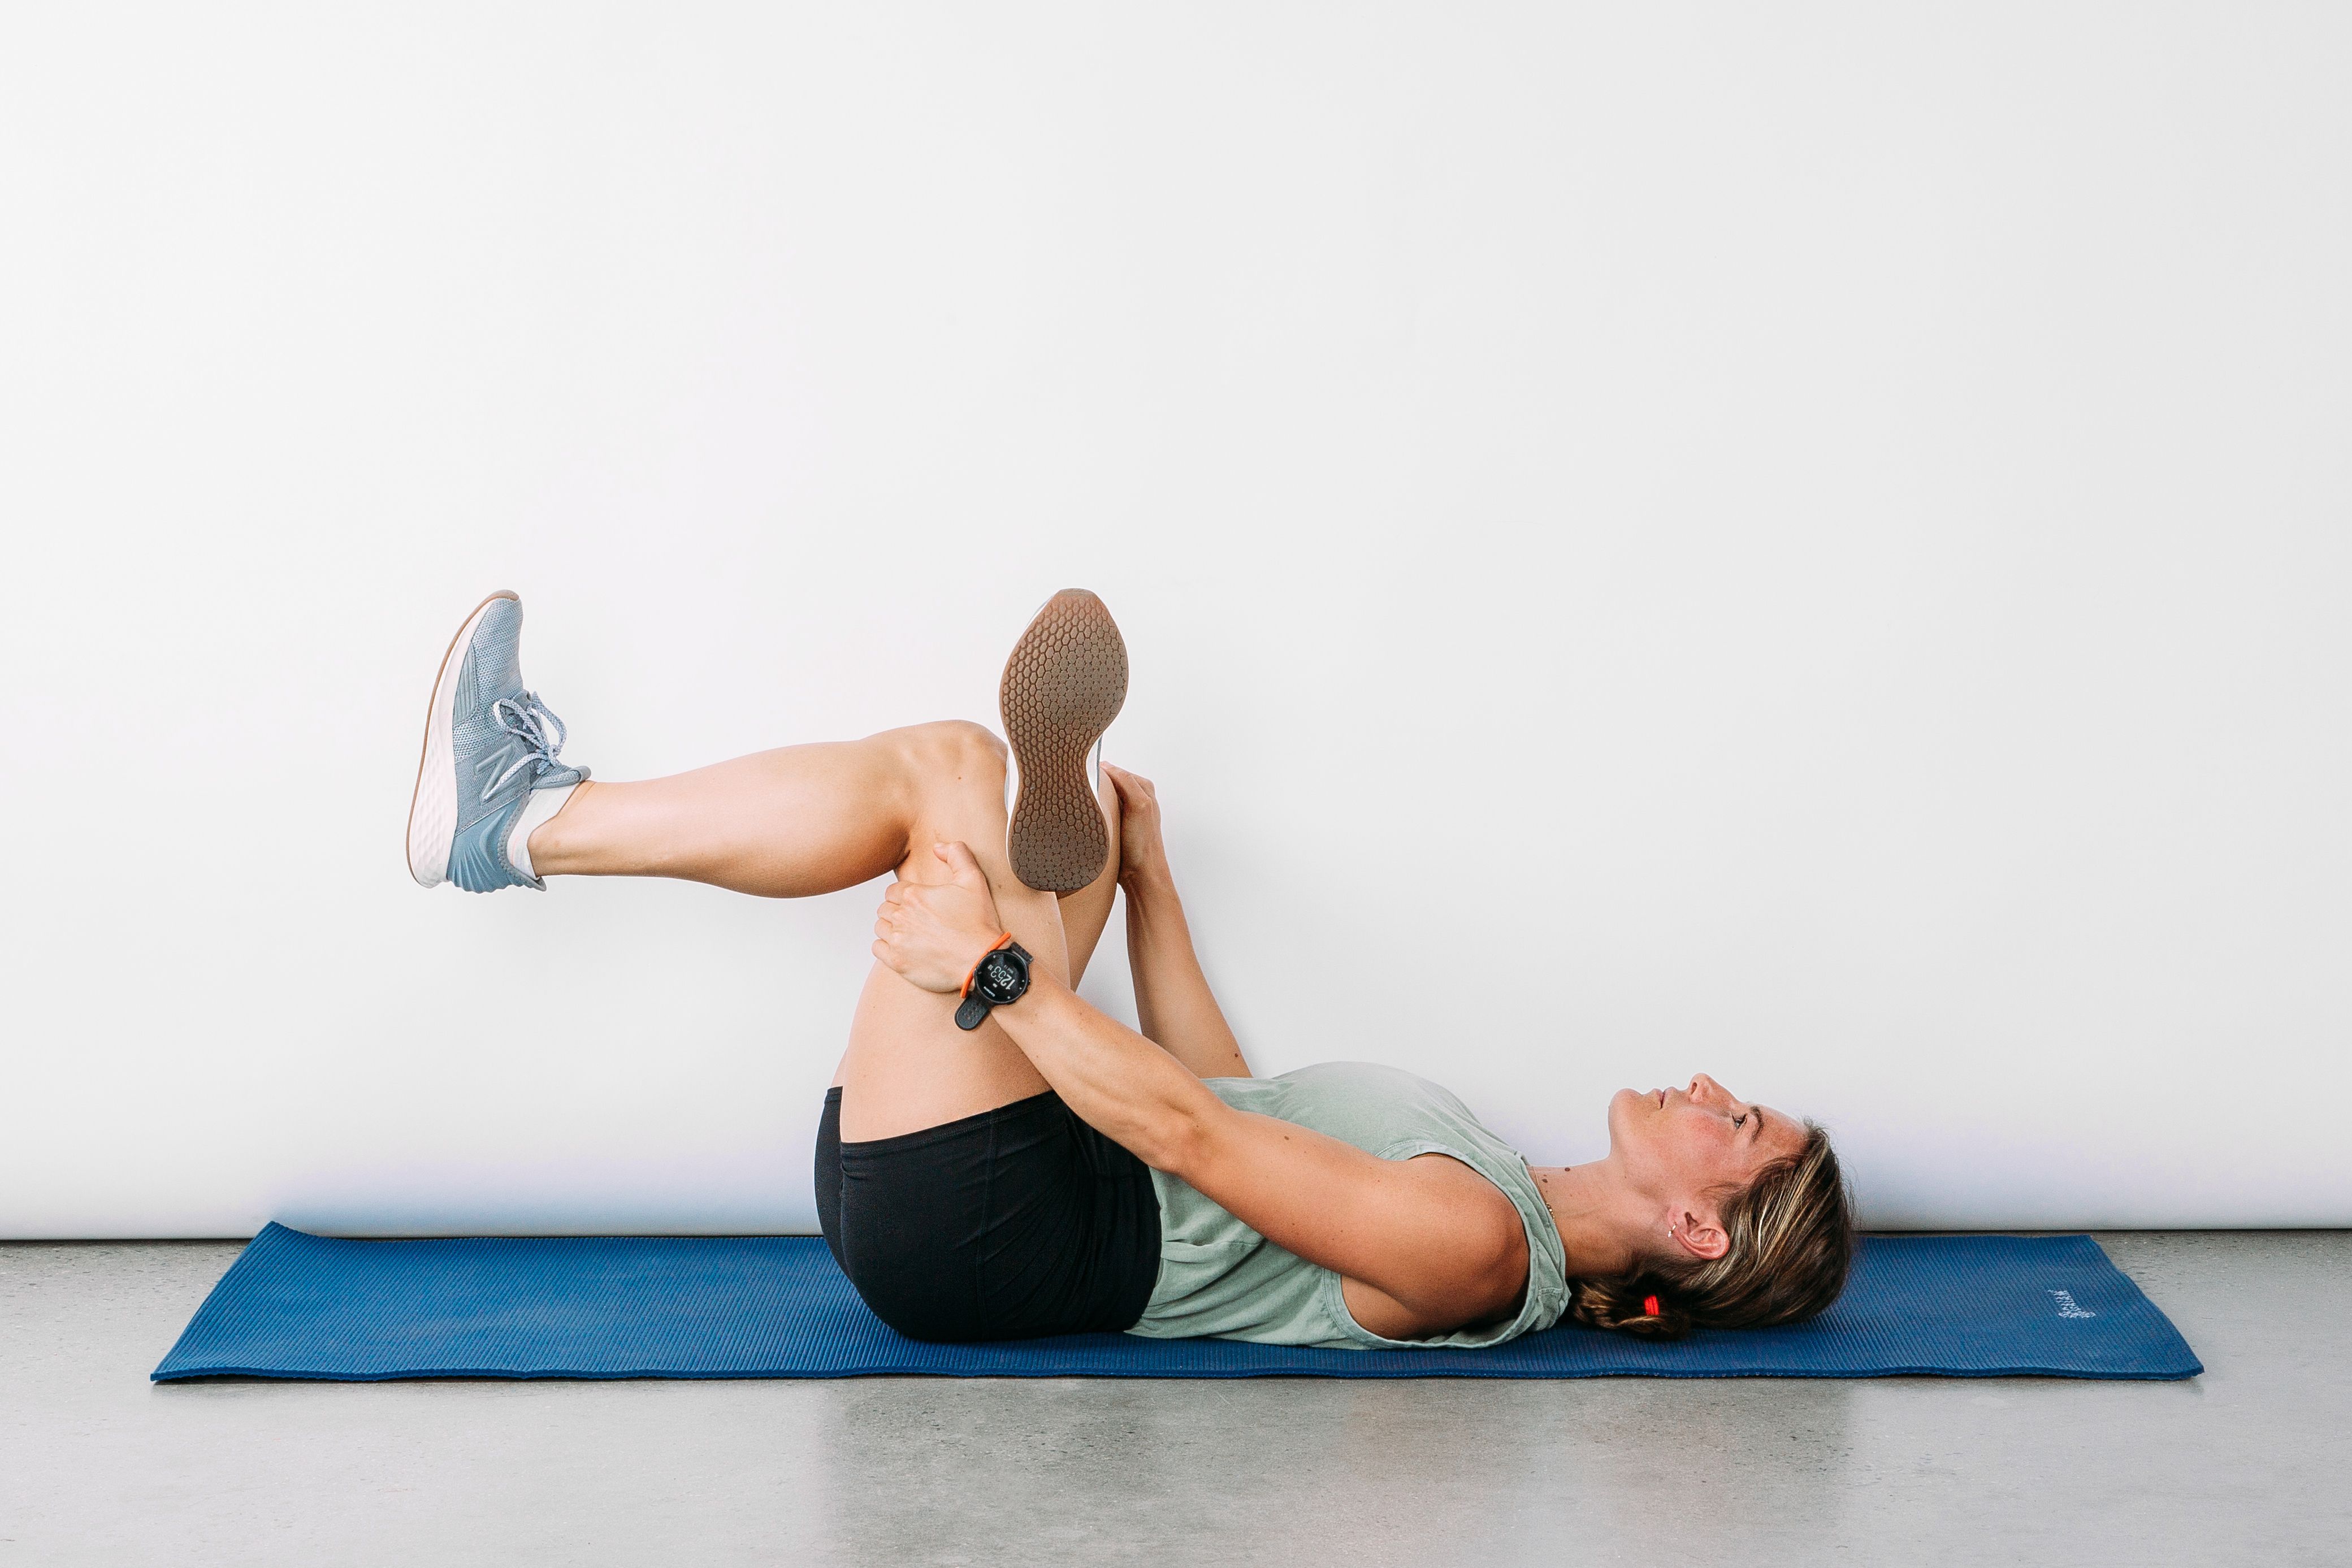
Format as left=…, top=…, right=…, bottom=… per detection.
left=1000, top=590, right=1128, bottom=893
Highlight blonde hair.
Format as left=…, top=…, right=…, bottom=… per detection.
left=1567, top=1121, right=1853, bottom=1340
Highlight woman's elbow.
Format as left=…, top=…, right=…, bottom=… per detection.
left=1110, top=1100, right=1194, bottom=1171
left=1462, top=1219, right=1532, bottom=1323
left=1133, top=1098, right=1216, bottom=1179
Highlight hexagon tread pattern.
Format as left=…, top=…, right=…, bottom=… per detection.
left=999, top=590, right=1127, bottom=893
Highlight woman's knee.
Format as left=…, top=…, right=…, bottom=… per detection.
left=888, top=720, right=1007, bottom=813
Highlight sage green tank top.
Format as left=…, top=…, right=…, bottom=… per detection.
left=1125, top=1062, right=1570, bottom=1350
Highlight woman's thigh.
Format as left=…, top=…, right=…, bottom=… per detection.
left=831, top=959, right=1054, bottom=1140
left=813, top=741, right=1159, bottom=1340
left=829, top=723, right=1071, bottom=1142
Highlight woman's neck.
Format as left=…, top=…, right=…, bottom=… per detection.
left=1527, top=1161, right=1641, bottom=1280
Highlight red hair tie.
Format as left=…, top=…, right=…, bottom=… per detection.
left=1643, top=1294, right=1662, bottom=1316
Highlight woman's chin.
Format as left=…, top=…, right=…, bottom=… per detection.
left=1604, top=1087, right=1644, bottom=1142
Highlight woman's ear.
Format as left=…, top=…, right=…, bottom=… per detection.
left=1669, top=1206, right=1730, bottom=1261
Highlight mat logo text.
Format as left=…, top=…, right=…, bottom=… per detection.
left=2047, top=1290, right=2096, bottom=1319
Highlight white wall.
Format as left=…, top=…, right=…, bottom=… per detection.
left=3, top=4, right=2346, bottom=1237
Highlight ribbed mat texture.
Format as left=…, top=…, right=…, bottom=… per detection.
left=153, top=1224, right=2199, bottom=1382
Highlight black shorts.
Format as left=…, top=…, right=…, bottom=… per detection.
left=814, top=1087, right=1163, bottom=1343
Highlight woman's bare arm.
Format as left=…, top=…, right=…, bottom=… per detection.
left=871, top=843, right=1528, bottom=1336
left=1103, top=764, right=1250, bottom=1080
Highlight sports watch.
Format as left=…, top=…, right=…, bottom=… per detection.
left=954, top=934, right=1033, bottom=1030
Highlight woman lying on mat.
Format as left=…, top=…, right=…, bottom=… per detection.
left=406, top=590, right=1853, bottom=1348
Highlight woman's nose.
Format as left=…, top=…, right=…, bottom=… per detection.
left=1689, top=1074, right=1747, bottom=1118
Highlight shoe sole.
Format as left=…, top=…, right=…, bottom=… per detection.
left=405, top=591, right=518, bottom=887
left=1000, top=590, right=1127, bottom=893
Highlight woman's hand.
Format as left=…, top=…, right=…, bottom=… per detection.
left=1103, top=763, right=1172, bottom=893
left=872, top=842, right=1010, bottom=994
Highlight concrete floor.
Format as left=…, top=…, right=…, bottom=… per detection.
left=1, top=1235, right=2345, bottom=1567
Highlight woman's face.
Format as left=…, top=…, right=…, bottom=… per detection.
left=1608, top=1073, right=1808, bottom=1211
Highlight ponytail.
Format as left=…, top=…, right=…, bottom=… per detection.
left=1566, top=1275, right=1692, bottom=1339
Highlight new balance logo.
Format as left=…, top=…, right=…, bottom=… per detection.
left=2048, top=1289, right=2096, bottom=1319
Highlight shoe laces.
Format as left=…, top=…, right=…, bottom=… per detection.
left=484, top=692, right=570, bottom=800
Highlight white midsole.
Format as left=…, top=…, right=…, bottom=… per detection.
left=405, top=596, right=507, bottom=886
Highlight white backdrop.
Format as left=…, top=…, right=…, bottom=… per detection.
left=3, top=4, right=2346, bottom=1237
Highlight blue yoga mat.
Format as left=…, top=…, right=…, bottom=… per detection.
left=153, top=1223, right=2199, bottom=1382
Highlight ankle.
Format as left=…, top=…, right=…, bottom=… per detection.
left=513, top=781, right=588, bottom=880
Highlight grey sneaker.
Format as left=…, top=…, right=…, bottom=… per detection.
left=405, top=592, right=589, bottom=891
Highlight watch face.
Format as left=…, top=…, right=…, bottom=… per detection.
left=977, top=947, right=1026, bottom=1001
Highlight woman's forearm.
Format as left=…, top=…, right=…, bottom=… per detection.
left=988, top=969, right=1223, bottom=1170
left=1123, top=870, right=1250, bottom=1078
